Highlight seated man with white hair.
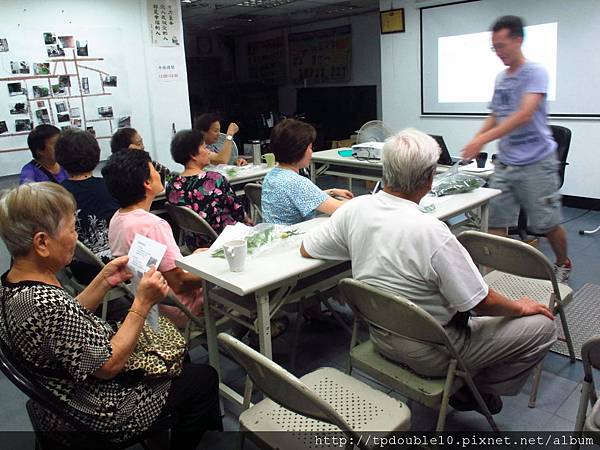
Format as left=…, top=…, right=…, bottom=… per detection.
left=300, top=128, right=556, bottom=414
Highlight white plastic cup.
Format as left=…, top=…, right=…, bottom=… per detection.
left=223, top=240, right=247, bottom=272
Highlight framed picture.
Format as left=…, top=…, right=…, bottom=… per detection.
left=196, top=36, right=212, bottom=55
left=380, top=9, right=405, bottom=34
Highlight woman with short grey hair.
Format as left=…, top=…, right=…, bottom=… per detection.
left=0, top=182, right=221, bottom=448
left=382, top=128, right=441, bottom=194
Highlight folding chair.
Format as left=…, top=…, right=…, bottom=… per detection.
left=164, top=202, right=218, bottom=255
left=457, top=230, right=575, bottom=408
left=243, top=182, right=262, bottom=222
left=218, top=332, right=411, bottom=450
left=338, top=278, right=499, bottom=432
left=572, top=336, right=600, bottom=450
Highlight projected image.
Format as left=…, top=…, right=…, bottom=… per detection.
left=438, top=23, right=557, bottom=104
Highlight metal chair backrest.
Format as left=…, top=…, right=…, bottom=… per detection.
left=0, top=337, right=95, bottom=435
left=581, top=336, right=600, bottom=382
left=74, top=240, right=104, bottom=268
left=164, top=202, right=218, bottom=241
left=457, top=230, right=558, bottom=284
left=217, top=333, right=355, bottom=435
left=338, top=278, right=454, bottom=351
left=244, top=183, right=262, bottom=208
left=550, top=125, right=571, bottom=188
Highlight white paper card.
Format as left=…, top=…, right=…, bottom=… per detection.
left=127, top=234, right=167, bottom=331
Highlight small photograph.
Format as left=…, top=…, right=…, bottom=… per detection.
left=59, top=75, right=71, bottom=88
left=86, top=126, right=96, bottom=136
left=69, top=107, right=80, bottom=118
left=52, top=84, right=66, bottom=96
left=98, top=106, right=114, bottom=118
left=0, top=121, right=8, bottom=134
left=35, top=109, right=51, bottom=125
left=33, top=63, right=50, bottom=75
left=58, top=35, right=75, bottom=49
left=10, top=102, right=28, bottom=114
left=46, top=44, right=65, bottom=57
left=7, top=82, right=24, bottom=96
left=57, top=113, right=70, bottom=123
left=33, top=85, right=49, bottom=98
left=10, top=61, right=30, bottom=74
left=81, top=77, right=90, bottom=94
left=76, top=40, right=88, bottom=56
left=72, top=118, right=82, bottom=128
left=43, top=32, right=57, bottom=45
left=55, top=102, right=67, bottom=113
left=37, top=101, right=45, bottom=108
left=15, top=119, right=33, bottom=132
left=118, top=116, right=131, bottom=128
left=101, top=75, right=117, bottom=87
left=0, top=38, right=8, bottom=52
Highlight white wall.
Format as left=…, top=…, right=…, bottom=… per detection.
left=0, top=0, right=191, bottom=175
left=235, top=12, right=382, bottom=119
left=381, top=0, right=600, bottom=199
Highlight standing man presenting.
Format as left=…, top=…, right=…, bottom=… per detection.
left=463, top=15, right=571, bottom=282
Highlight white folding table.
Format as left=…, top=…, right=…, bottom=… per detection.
left=176, top=187, right=501, bottom=405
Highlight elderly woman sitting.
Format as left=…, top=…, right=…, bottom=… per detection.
left=166, top=129, right=245, bottom=246
left=102, top=149, right=204, bottom=328
left=111, top=127, right=174, bottom=185
left=0, top=183, right=221, bottom=448
left=194, top=113, right=247, bottom=166
left=261, top=118, right=353, bottom=225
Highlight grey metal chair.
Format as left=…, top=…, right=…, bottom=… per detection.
left=457, top=230, right=575, bottom=408
left=164, top=202, right=218, bottom=255
left=572, top=336, right=600, bottom=450
left=217, top=332, right=411, bottom=450
left=58, top=241, right=133, bottom=320
left=243, top=182, right=262, bottom=222
left=61, top=241, right=211, bottom=342
left=338, top=278, right=499, bottom=433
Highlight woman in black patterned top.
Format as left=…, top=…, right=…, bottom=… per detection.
left=0, top=183, right=221, bottom=448
left=110, top=127, right=175, bottom=185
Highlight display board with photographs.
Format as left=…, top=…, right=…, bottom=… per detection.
left=0, top=27, right=132, bottom=157
left=288, top=25, right=352, bottom=85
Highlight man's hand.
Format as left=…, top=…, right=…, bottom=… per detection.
left=101, top=256, right=132, bottom=287
left=515, top=297, right=554, bottom=320
left=462, top=136, right=485, bottom=160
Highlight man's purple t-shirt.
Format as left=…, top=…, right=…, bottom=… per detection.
left=19, top=161, right=69, bottom=185
left=489, top=61, right=556, bottom=166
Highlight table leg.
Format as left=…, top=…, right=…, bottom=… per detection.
left=255, top=290, right=272, bottom=359
left=480, top=203, right=490, bottom=232
left=202, top=281, right=221, bottom=377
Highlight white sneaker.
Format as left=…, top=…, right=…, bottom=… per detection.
left=553, top=259, right=572, bottom=284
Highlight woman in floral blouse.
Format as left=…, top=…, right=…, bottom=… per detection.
left=166, top=129, right=245, bottom=247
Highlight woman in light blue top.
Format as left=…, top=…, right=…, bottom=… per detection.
left=261, top=118, right=353, bottom=225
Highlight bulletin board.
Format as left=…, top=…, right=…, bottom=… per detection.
left=247, top=36, right=287, bottom=85
left=288, top=25, right=352, bottom=85
left=0, top=28, right=132, bottom=156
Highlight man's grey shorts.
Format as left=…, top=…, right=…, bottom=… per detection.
left=489, top=153, right=563, bottom=234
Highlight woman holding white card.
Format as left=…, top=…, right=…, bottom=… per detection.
left=0, top=182, right=222, bottom=448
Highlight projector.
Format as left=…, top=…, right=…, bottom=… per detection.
left=351, top=141, right=385, bottom=159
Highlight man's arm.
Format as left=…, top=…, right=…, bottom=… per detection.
left=472, top=288, right=554, bottom=320
left=300, top=243, right=312, bottom=258
left=475, top=114, right=497, bottom=137
left=463, top=93, right=544, bottom=159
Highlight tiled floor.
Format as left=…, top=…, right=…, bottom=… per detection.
left=1, top=197, right=600, bottom=448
